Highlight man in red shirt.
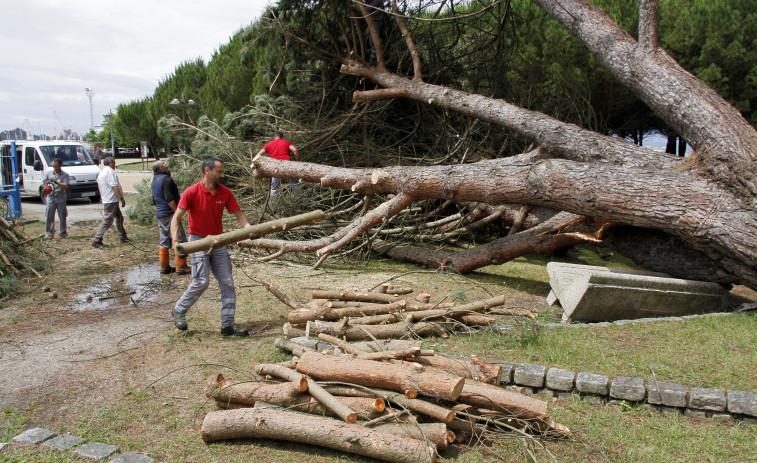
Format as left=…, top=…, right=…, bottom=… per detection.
left=169, top=156, right=252, bottom=336
left=255, top=130, right=301, bottom=197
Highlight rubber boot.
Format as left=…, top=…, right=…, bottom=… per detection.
left=175, top=253, right=191, bottom=275
left=159, top=248, right=175, bottom=274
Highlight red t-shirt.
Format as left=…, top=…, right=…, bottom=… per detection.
left=178, top=182, right=240, bottom=237
left=264, top=138, right=293, bottom=161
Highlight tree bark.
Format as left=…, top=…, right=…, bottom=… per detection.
left=201, top=406, right=436, bottom=463
left=295, top=351, right=466, bottom=400
left=414, top=355, right=502, bottom=385
left=205, top=374, right=306, bottom=407
left=178, top=210, right=325, bottom=254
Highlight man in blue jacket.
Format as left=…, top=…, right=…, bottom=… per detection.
left=151, top=160, right=190, bottom=275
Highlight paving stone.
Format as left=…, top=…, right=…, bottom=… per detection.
left=575, top=372, right=609, bottom=395
left=555, top=391, right=573, bottom=399
left=711, top=413, right=735, bottom=423
left=490, top=361, right=515, bottom=384
left=591, top=322, right=611, bottom=327
left=42, top=434, right=84, bottom=450
left=727, top=390, right=757, bottom=417
left=684, top=409, right=707, bottom=419
left=610, top=376, right=646, bottom=402
left=648, top=381, right=688, bottom=408
left=742, top=416, right=757, bottom=425
left=12, top=427, right=57, bottom=445
left=656, top=406, right=682, bottom=416
left=109, top=451, right=155, bottom=463
left=613, top=319, right=635, bottom=325
left=75, top=442, right=120, bottom=460
left=545, top=368, right=576, bottom=391
left=689, top=387, right=727, bottom=411
left=513, top=363, right=546, bottom=388
left=581, top=394, right=605, bottom=405
left=540, top=389, right=555, bottom=399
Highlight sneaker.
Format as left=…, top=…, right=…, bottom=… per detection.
left=220, top=324, right=248, bottom=337
left=91, top=240, right=104, bottom=248
left=45, top=235, right=54, bottom=240
left=60, top=233, right=68, bottom=238
left=172, top=309, right=188, bottom=331
left=120, top=235, right=130, bottom=243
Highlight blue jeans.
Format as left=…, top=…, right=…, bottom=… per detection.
left=174, top=234, right=237, bottom=327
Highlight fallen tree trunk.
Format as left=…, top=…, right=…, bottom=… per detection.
left=178, top=210, right=325, bottom=254
left=296, top=351, right=466, bottom=400
left=288, top=300, right=455, bottom=325
left=201, top=406, right=436, bottom=463
left=312, top=289, right=403, bottom=304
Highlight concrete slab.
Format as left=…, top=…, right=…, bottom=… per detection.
left=109, top=451, right=155, bottom=462
left=546, top=262, right=728, bottom=322
left=75, top=442, right=120, bottom=460
left=12, top=427, right=57, bottom=445
left=42, top=434, right=84, bottom=450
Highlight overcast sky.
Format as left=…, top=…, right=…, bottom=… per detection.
left=1, top=0, right=270, bottom=137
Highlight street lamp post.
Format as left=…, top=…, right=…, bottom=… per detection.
left=85, top=88, right=95, bottom=132
left=169, top=93, right=197, bottom=157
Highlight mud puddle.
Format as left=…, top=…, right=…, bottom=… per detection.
left=72, top=263, right=166, bottom=310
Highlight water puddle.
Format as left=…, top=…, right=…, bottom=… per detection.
left=72, top=263, right=165, bottom=310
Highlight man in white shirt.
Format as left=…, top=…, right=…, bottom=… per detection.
left=91, top=157, right=128, bottom=248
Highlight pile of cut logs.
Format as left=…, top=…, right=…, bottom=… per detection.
left=281, top=284, right=537, bottom=341
left=202, top=336, right=569, bottom=463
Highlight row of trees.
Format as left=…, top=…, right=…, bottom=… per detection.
left=108, top=0, right=755, bottom=162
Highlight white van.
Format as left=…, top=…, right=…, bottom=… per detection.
left=12, top=141, right=101, bottom=202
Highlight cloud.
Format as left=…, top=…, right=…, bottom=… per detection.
left=1, top=0, right=270, bottom=136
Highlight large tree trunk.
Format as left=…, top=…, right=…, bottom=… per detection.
left=246, top=0, right=757, bottom=290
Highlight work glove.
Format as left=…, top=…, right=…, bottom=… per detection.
left=120, top=198, right=126, bottom=208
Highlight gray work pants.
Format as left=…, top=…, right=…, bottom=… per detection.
left=45, top=200, right=67, bottom=237
left=157, top=215, right=186, bottom=249
left=174, top=234, right=237, bottom=327
left=270, top=177, right=301, bottom=197
left=93, top=202, right=126, bottom=241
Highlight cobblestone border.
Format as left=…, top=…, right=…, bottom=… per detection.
left=483, top=311, right=756, bottom=424
left=0, top=428, right=160, bottom=462
left=487, top=359, right=757, bottom=424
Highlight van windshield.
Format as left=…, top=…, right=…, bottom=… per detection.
left=39, top=145, right=94, bottom=166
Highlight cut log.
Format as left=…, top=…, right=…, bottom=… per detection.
left=457, top=380, right=570, bottom=436
left=373, top=422, right=453, bottom=451
left=205, top=373, right=306, bottom=406
left=459, top=314, right=497, bottom=326
left=358, top=347, right=422, bottom=361
left=306, top=319, right=450, bottom=340
left=288, top=301, right=458, bottom=324
left=351, top=339, right=423, bottom=353
left=296, top=351, right=465, bottom=400
left=312, top=289, right=403, bottom=304
left=254, top=363, right=358, bottom=423
left=317, top=333, right=366, bottom=354
left=406, top=295, right=505, bottom=322
left=201, top=406, right=436, bottom=463
left=296, top=396, right=386, bottom=420
left=178, top=210, right=325, bottom=254
left=274, top=337, right=317, bottom=357
left=414, top=354, right=503, bottom=385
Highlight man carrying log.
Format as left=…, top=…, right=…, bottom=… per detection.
left=170, top=156, right=252, bottom=337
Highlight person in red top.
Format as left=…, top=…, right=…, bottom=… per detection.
left=169, top=156, right=252, bottom=336
left=255, top=130, right=301, bottom=197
